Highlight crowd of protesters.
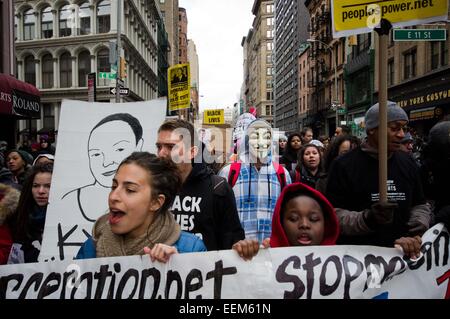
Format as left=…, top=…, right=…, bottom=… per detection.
left=0, top=101, right=449, bottom=268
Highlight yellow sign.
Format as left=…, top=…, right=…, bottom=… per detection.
left=331, top=0, right=448, bottom=38
left=203, top=109, right=225, bottom=125
left=168, top=63, right=190, bottom=112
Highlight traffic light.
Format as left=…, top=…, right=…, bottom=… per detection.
left=119, top=57, right=127, bottom=79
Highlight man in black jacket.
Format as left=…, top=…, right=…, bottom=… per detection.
left=326, top=101, right=431, bottom=247
left=156, top=119, right=244, bottom=250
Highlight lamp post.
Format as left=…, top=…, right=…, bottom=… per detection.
left=307, top=39, right=339, bottom=129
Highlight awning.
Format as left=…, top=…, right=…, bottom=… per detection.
left=0, top=73, right=41, bottom=119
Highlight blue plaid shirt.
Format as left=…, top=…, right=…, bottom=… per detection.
left=219, top=162, right=291, bottom=242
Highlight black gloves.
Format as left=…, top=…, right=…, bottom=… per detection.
left=364, top=202, right=398, bottom=229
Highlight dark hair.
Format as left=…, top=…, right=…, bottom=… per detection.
left=8, top=163, right=53, bottom=242
left=284, top=133, right=302, bottom=160
left=90, top=113, right=143, bottom=145
left=118, top=152, right=181, bottom=215
left=296, top=143, right=323, bottom=173
left=324, top=135, right=361, bottom=172
left=338, top=125, right=351, bottom=135
left=301, top=127, right=313, bottom=137
left=158, top=119, right=197, bottom=146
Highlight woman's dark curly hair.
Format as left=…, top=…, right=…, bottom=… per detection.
left=323, top=135, right=361, bottom=172
left=118, top=152, right=181, bottom=215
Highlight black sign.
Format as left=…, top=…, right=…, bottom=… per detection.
left=109, top=87, right=130, bottom=96
left=11, top=89, right=41, bottom=119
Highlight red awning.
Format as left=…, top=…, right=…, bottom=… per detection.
left=0, top=73, right=41, bottom=119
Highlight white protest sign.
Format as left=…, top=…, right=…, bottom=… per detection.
left=39, top=99, right=167, bottom=262
left=3, top=225, right=449, bottom=299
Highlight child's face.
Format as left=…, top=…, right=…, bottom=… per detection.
left=282, top=195, right=325, bottom=246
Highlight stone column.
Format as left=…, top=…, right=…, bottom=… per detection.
left=34, top=59, right=41, bottom=89
left=71, top=56, right=77, bottom=87
left=90, top=4, right=96, bottom=34
left=16, top=13, right=22, bottom=41
left=34, top=11, right=40, bottom=39
left=53, top=58, right=59, bottom=88
left=17, top=60, right=23, bottom=81
left=52, top=9, right=58, bottom=38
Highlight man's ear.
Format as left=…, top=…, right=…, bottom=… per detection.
left=150, top=194, right=165, bottom=212
left=136, top=138, right=144, bottom=151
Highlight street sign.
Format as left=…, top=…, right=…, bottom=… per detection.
left=338, top=108, right=346, bottom=115
left=109, top=87, right=130, bottom=96
left=87, top=73, right=96, bottom=102
left=393, top=29, right=447, bottom=41
left=99, top=72, right=116, bottom=79
left=331, top=0, right=448, bottom=38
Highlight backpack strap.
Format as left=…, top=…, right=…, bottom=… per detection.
left=273, top=162, right=286, bottom=190
left=227, top=162, right=241, bottom=188
left=294, top=168, right=301, bottom=183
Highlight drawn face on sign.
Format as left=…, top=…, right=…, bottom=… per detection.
left=88, top=119, right=143, bottom=187
left=247, top=122, right=272, bottom=162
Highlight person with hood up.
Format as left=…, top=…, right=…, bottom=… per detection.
left=280, top=133, right=302, bottom=176
left=219, top=119, right=292, bottom=242
left=156, top=119, right=244, bottom=251
left=0, top=183, right=20, bottom=264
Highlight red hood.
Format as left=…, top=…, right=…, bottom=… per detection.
left=270, top=182, right=339, bottom=247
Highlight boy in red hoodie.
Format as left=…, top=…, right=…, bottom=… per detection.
left=233, top=183, right=421, bottom=259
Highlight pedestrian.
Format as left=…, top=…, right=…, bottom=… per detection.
left=7, top=163, right=53, bottom=263
left=76, top=152, right=206, bottom=261
left=33, top=154, right=55, bottom=167
left=219, top=119, right=291, bottom=242
left=5, top=149, right=33, bottom=187
left=0, top=183, right=20, bottom=264
left=301, top=127, right=314, bottom=144
left=326, top=101, right=431, bottom=247
left=156, top=119, right=244, bottom=251
left=292, top=144, right=327, bottom=193
left=280, top=132, right=302, bottom=175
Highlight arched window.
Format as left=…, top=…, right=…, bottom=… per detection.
left=97, top=0, right=110, bottom=34
left=97, top=48, right=110, bottom=86
left=24, top=55, right=36, bottom=85
left=59, top=4, right=72, bottom=37
left=79, top=2, right=90, bottom=35
left=60, top=52, right=72, bottom=87
left=41, top=6, right=53, bottom=38
left=42, top=54, right=53, bottom=88
left=78, top=50, right=90, bottom=87
left=23, top=8, right=35, bottom=40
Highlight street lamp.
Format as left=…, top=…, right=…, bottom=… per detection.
left=307, top=38, right=339, bottom=128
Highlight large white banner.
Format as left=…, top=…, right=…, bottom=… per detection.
left=39, top=99, right=167, bottom=262
left=3, top=225, right=449, bottom=299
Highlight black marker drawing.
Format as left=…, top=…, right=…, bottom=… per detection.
left=61, top=113, right=144, bottom=222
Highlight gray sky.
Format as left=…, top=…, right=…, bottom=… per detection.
left=179, top=0, right=254, bottom=111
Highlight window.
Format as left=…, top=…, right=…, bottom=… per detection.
left=267, top=67, right=273, bottom=76
left=441, top=41, right=448, bottom=66
left=43, top=104, right=55, bottom=129
left=266, top=4, right=274, bottom=13
left=42, top=54, right=53, bottom=88
left=267, top=42, right=273, bottom=51
left=79, top=2, right=90, bottom=35
left=266, top=54, right=272, bottom=64
left=24, top=55, right=36, bottom=85
left=266, top=91, right=273, bottom=100
left=97, top=48, right=110, bottom=86
left=266, top=30, right=273, bottom=38
left=41, top=7, right=53, bottom=38
left=97, top=0, right=111, bottom=34
left=430, top=42, right=439, bottom=70
left=59, top=5, right=72, bottom=37
left=60, top=52, right=72, bottom=87
left=266, top=78, right=272, bottom=89
left=388, top=58, right=394, bottom=86
left=266, top=18, right=273, bottom=26
left=23, top=9, right=35, bottom=40
left=265, top=105, right=273, bottom=115
left=403, top=49, right=416, bottom=79
left=78, top=51, right=90, bottom=87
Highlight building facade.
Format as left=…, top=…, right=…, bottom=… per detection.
left=187, top=39, right=199, bottom=120
left=178, top=7, right=187, bottom=64
left=298, top=43, right=310, bottom=126
left=14, top=0, right=161, bottom=142
left=157, top=0, right=179, bottom=66
left=305, top=0, right=345, bottom=136
left=273, top=0, right=309, bottom=132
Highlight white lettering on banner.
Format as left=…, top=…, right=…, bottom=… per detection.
left=12, top=95, right=40, bottom=112
left=1, top=225, right=449, bottom=299
left=0, top=92, right=12, bottom=103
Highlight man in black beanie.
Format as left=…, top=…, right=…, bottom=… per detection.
left=326, top=101, right=431, bottom=247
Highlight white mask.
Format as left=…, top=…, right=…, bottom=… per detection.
left=248, top=126, right=272, bottom=163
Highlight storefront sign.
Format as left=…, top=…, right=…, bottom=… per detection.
left=396, top=88, right=450, bottom=109
left=11, top=89, right=41, bottom=118
left=409, top=107, right=443, bottom=121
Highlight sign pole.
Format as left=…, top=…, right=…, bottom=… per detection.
left=115, top=0, right=122, bottom=103
left=375, top=19, right=392, bottom=204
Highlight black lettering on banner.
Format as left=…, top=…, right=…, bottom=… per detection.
left=185, top=269, right=203, bottom=299
left=70, top=272, right=93, bottom=299
left=434, top=231, right=449, bottom=267
left=363, top=255, right=408, bottom=291
left=93, top=265, right=113, bottom=299
left=342, top=255, right=363, bottom=299
left=60, top=269, right=77, bottom=299
left=107, top=263, right=121, bottom=299
left=116, top=269, right=139, bottom=299
left=165, top=270, right=183, bottom=299
left=0, top=274, right=24, bottom=299
left=206, top=260, right=237, bottom=299
left=18, top=273, right=43, bottom=299
left=57, top=223, right=85, bottom=260
left=302, top=253, right=321, bottom=299
left=139, top=267, right=160, bottom=299
left=37, top=272, right=61, bottom=299
left=275, top=256, right=305, bottom=299
left=320, top=256, right=342, bottom=296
